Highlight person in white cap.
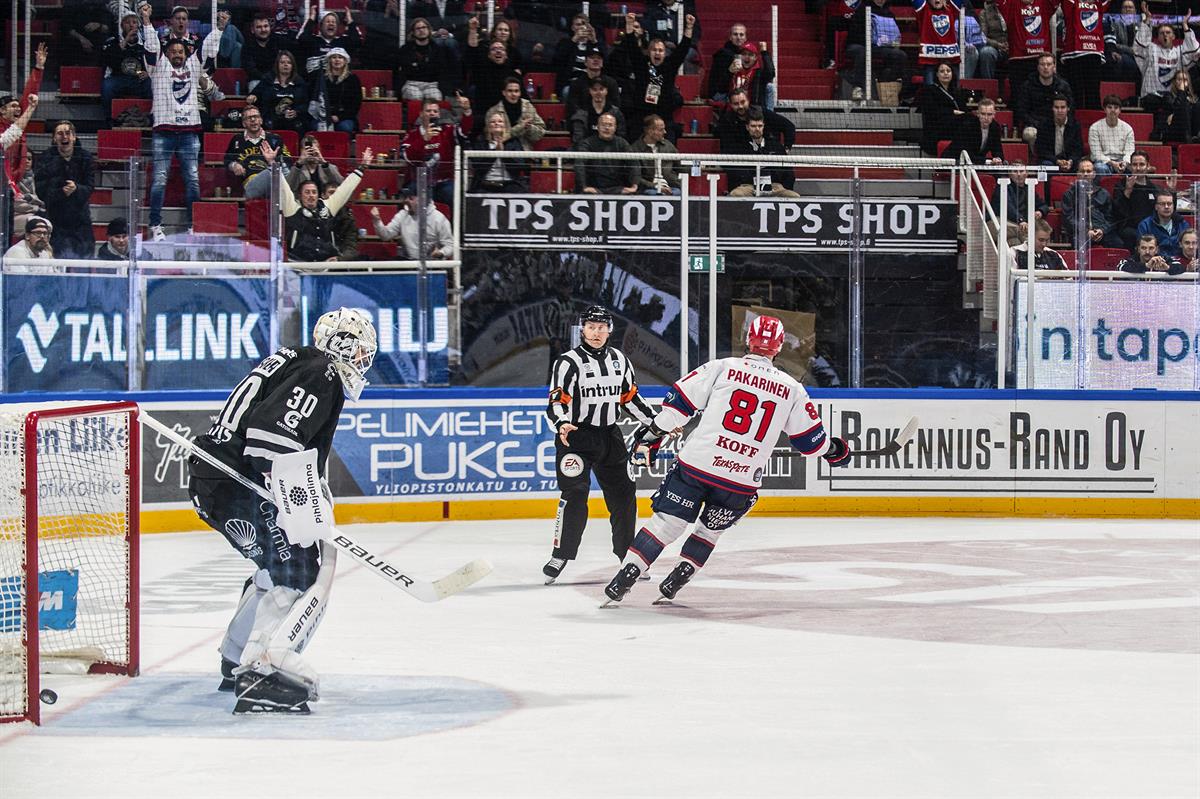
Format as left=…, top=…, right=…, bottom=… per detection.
left=3, top=216, right=57, bottom=272
left=310, top=47, right=362, bottom=132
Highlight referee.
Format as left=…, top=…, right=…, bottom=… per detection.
left=543, top=306, right=657, bottom=584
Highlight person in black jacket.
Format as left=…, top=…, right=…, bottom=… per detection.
left=311, top=48, right=362, bottom=132
left=574, top=113, right=638, bottom=193
left=843, top=0, right=908, bottom=93
left=991, top=161, right=1050, bottom=245
left=33, top=120, right=94, bottom=259
left=1112, top=150, right=1163, bottom=250
left=564, top=47, right=621, bottom=117
left=707, top=23, right=747, bottom=100
left=1016, top=54, right=1075, bottom=136
left=1159, top=69, right=1200, bottom=143
left=1060, top=157, right=1124, bottom=247
left=243, top=13, right=293, bottom=92
left=616, top=12, right=695, bottom=139
left=553, top=13, right=606, bottom=98
left=296, top=5, right=364, bottom=80
left=246, top=50, right=310, bottom=135
left=725, top=109, right=798, bottom=196
left=918, top=62, right=968, bottom=155
left=470, top=111, right=529, bottom=191
left=101, top=12, right=151, bottom=121
left=570, top=79, right=627, bottom=145
left=1033, top=94, right=1084, bottom=171
left=712, top=88, right=795, bottom=151
left=942, top=98, right=1004, bottom=164
left=282, top=146, right=371, bottom=262
left=398, top=17, right=455, bottom=101
left=466, top=20, right=521, bottom=131
left=96, top=218, right=130, bottom=261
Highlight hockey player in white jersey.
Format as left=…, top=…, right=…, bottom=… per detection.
left=603, top=315, right=851, bottom=604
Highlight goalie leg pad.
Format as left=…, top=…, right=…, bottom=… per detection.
left=219, top=568, right=274, bottom=665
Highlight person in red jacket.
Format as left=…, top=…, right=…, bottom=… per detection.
left=914, top=0, right=963, bottom=85
left=402, top=96, right=473, bottom=207
left=1060, top=0, right=1109, bottom=109
left=0, top=42, right=45, bottom=185
left=998, top=0, right=1058, bottom=112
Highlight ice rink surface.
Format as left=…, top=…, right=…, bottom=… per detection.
left=1, top=515, right=1197, bottom=799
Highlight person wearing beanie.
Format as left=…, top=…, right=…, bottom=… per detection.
left=310, top=47, right=362, bottom=132
left=98, top=218, right=131, bottom=261
left=4, top=216, right=56, bottom=272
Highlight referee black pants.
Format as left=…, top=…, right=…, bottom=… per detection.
left=552, top=425, right=637, bottom=561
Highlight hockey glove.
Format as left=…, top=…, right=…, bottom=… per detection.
left=823, top=436, right=851, bottom=467
left=629, top=423, right=668, bottom=466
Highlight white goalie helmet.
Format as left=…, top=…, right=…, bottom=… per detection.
left=313, top=307, right=378, bottom=401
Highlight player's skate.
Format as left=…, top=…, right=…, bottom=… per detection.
left=543, top=556, right=567, bottom=584
left=654, top=562, right=695, bottom=604
left=601, top=563, right=642, bottom=606
left=218, top=657, right=237, bottom=692
left=233, top=670, right=313, bottom=715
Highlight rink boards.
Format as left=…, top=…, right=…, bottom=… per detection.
left=112, top=388, right=1198, bottom=530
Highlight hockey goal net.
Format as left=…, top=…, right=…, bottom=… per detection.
left=0, top=402, right=140, bottom=725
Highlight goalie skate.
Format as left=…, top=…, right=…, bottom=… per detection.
left=233, top=671, right=313, bottom=715
left=218, top=658, right=237, bottom=692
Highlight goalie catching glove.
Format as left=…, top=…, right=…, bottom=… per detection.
left=629, top=422, right=670, bottom=466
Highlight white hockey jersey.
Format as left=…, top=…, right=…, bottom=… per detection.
left=654, top=354, right=832, bottom=491
left=142, top=23, right=222, bottom=131
left=1134, top=22, right=1200, bottom=97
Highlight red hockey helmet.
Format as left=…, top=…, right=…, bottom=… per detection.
left=746, top=315, right=785, bottom=358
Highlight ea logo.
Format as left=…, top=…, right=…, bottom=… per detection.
left=560, top=454, right=585, bottom=477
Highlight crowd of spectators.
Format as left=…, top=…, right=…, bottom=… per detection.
left=4, top=0, right=1200, bottom=274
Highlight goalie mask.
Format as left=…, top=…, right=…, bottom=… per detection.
left=746, top=315, right=785, bottom=358
left=314, top=308, right=377, bottom=400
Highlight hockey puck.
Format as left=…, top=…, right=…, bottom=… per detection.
left=39, top=689, right=57, bottom=705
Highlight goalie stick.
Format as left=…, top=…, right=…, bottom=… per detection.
left=139, top=411, right=491, bottom=602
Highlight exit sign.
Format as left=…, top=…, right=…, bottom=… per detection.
left=688, top=254, right=725, bottom=272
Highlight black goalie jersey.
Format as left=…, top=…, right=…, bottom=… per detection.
left=193, top=346, right=346, bottom=484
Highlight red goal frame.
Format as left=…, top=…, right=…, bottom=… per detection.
left=2, top=401, right=140, bottom=725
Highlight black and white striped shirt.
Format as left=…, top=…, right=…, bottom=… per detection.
left=547, top=345, right=657, bottom=429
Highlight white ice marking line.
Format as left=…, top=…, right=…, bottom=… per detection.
left=696, top=561, right=1018, bottom=592
left=875, top=576, right=1154, bottom=604
left=983, top=596, right=1200, bottom=614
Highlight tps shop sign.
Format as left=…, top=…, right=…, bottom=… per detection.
left=3, top=274, right=270, bottom=392
left=461, top=195, right=958, bottom=253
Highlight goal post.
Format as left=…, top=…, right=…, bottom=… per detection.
left=0, top=401, right=140, bottom=725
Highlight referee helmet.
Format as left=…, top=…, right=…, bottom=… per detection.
left=579, top=305, right=614, bottom=328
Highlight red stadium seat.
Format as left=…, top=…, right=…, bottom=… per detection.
left=200, top=166, right=234, bottom=198
left=351, top=204, right=377, bottom=231
left=357, top=169, right=398, bottom=196
left=270, top=129, right=300, bottom=159
left=354, top=133, right=402, bottom=158
left=311, top=130, right=351, bottom=167
left=526, top=71, right=556, bottom=100
left=204, top=132, right=237, bottom=165
left=1049, top=175, right=1074, bottom=204
left=1177, top=143, right=1200, bottom=175
left=676, top=104, right=714, bottom=135
left=1090, top=247, right=1130, bottom=270
left=356, top=70, right=394, bottom=95
left=58, top=66, right=101, bottom=97
left=213, top=68, right=247, bottom=95
left=1141, top=144, right=1172, bottom=176
left=677, top=136, right=719, bottom=154
left=359, top=102, right=405, bottom=132
left=690, top=172, right=728, bottom=195
left=96, top=129, right=143, bottom=161
left=536, top=102, right=567, bottom=132
left=1001, top=142, right=1028, bottom=163
left=110, top=98, right=151, bottom=123
left=244, top=198, right=270, bottom=241
left=993, top=109, right=1013, bottom=132
left=1125, top=112, right=1153, bottom=141
left=530, top=170, right=574, bottom=193
left=676, top=74, right=703, bottom=102
left=1098, top=81, right=1136, bottom=103
left=1058, top=249, right=1077, bottom=269
left=959, top=78, right=998, bottom=101
left=192, top=202, right=239, bottom=235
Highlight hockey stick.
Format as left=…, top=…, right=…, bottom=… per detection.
left=651, top=416, right=921, bottom=462
left=139, top=411, right=492, bottom=602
